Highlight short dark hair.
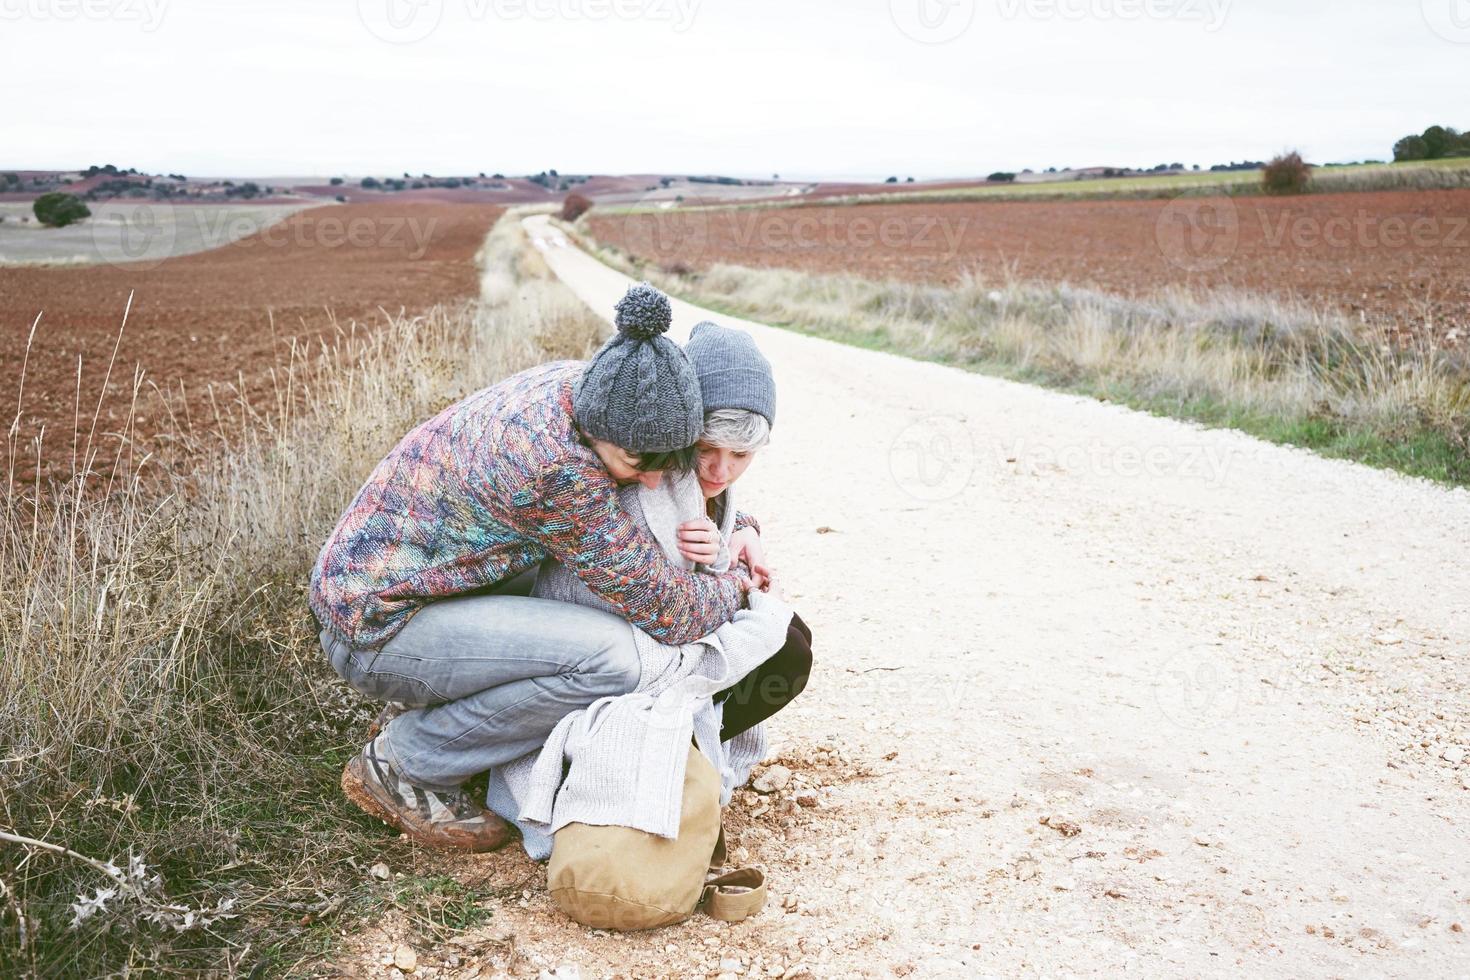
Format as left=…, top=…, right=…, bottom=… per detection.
left=634, top=444, right=698, bottom=474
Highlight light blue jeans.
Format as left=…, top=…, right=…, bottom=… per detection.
left=321, top=593, right=641, bottom=791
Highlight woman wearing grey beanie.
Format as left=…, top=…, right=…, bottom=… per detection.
left=311, top=282, right=754, bottom=853
left=673, top=320, right=813, bottom=741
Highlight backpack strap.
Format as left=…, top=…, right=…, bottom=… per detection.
left=699, top=867, right=766, bottom=923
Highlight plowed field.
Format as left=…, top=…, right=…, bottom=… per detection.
left=2, top=202, right=502, bottom=485
left=586, top=190, right=1470, bottom=339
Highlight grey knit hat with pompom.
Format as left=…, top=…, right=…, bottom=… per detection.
left=573, top=282, right=704, bottom=452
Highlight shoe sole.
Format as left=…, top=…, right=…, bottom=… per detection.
left=340, top=756, right=515, bottom=853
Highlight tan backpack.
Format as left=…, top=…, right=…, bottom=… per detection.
left=547, top=744, right=767, bottom=931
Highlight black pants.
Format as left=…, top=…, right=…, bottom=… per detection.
left=715, top=612, right=813, bottom=741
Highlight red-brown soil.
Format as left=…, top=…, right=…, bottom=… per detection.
left=2, top=202, right=502, bottom=485
left=586, top=189, right=1470, bottom=339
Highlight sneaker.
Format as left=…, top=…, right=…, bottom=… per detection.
left=340, top=735, right=514, bottom=852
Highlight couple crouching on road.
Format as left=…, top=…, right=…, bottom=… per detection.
left=308, top=282, right=812, bottom=860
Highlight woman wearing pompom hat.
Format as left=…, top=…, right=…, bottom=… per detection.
left=309, top=282, right=755, bottom=852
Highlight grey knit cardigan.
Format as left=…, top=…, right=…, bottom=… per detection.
left=485, top=471, right=791, bottom=859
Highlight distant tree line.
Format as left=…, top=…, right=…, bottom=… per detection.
left=83, top=163, right=140, bottom=177
left=85, top=178, right=154, bottom=199
left=352, top=172, right=560, bottom=193
left=79, top=178, right=274, bottom=201
left=359, top=175, right=475, bottom=191
left=1393, top=125, right=1470, bottom=162
left=529, top=170, right=590, bottom=192
left=982, top=161, right=1248, bottom=178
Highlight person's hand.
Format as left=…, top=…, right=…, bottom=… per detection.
left=759, top=567, right=787, bottom=602
left=729, top=527, right=767, bottom=574
left=677, top=517, right=721, bottom=565
left=743, top=559, right=772, bottom=592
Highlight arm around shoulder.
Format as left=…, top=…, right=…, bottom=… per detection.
left=520, top=461, right=745, bottom=644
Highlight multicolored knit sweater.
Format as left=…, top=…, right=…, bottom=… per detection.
left=309, top=360, right=757, bottom=649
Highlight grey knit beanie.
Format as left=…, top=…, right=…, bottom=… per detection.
left=684, top=320, right=776, bottom=426
left=573, top=282, right=704, bottom=452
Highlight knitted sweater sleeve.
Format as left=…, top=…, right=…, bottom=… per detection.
left=519, top=461, right=744, bottom=644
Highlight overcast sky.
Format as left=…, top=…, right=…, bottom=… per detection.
left=4, top=0, right=1466, bottom=180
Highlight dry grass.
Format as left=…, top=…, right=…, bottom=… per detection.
left=0, top=211, right=607, bottom=975
left=1308, top=162, right=1470, bottom=196
left=581, top=235, right=1470, bottom=484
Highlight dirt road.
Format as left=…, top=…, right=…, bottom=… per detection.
left=387, top=214, right=1470, bottom=978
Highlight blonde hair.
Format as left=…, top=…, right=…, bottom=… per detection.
left=701, top=409, right=770, bottom=452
